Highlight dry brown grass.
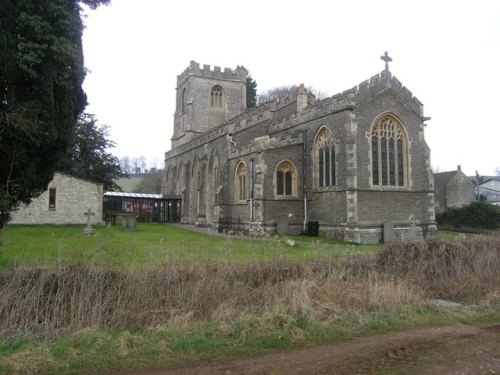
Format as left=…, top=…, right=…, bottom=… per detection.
left=1, top=233, right=498, bottom=338
left=378, top=232, right=500, bottom=302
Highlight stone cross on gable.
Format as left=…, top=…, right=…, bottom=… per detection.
left=380, top=51, right=392, bottom=71
left=83, top=208, right=95, bottom=235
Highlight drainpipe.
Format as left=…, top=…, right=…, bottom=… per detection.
left=249, top=157, right=254, bottom=224
left=303, top=129, right=308, bottom=233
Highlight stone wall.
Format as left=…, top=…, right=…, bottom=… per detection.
left=446, top=173, right=475, bottom=208
left=9, top=172, right=103, bottom=225
left=172, top=61, right=247, bottom=148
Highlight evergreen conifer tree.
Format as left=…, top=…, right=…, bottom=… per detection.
left=246, top=74, right=257, bottom=109
left=0, top=0, right=110, bottom=237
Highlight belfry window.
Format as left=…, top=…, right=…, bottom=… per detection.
left=235, top=162, right=247, bottom=201
left=371, top=115, right=407, bottom=187
left=314, top=127, right=336, bottom=188
left=210, top=85, right=224, bottom=108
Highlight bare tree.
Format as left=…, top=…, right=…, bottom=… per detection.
left=120, top=157, right=133, bottom=174
left=257, top=85, right=299, bottom=105
left=257, top=85, right=327, bottom=105
left=134, top=169, right=163, bottom=194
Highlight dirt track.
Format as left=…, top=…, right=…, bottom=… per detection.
left=134, top=324, right=500, bottom=375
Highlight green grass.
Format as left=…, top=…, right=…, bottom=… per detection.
left=0, top=224, right=382, bottom=268
left=0, top=306, right=498, bottom=375
left=435, top=230, right=470, bottom=241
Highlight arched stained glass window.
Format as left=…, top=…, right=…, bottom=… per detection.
left=275, top=161, right=297, bottom=197
left=371, top=115, right=407, bottom=187
left=276, top=161, right=296, bottom=196
left=235, top=162, right=247, bottom=201
left=315, top=128, right=336, bottom=188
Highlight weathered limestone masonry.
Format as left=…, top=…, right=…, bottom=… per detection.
left=163, top=57, right=436, bottom=243
left=434, top=166, right=475, bottom=213
left=172, top=61, right=247, bottom=149
left=9, top=172, right=104, bottom=225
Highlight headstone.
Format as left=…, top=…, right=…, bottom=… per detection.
left=114, top=213, right=137, bottom=231
left=383, top=220, right=394, bottom=243
left=409, top=214, right=417, bottom=239
left=277, top=214, right=289, bottom=234
left=83, top=208, right=95, bottom=235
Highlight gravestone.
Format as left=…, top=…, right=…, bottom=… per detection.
left=83, top=208, right=95, bottom=235
left=114, top=213, right=137, bottom=231
left=409, top=214, right=417, bottom=239
left=277, top=214, right=290, bottom=234
left=383, top=220, right=394, bottom=243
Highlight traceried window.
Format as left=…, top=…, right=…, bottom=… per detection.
left=210, top=85, right=224, bottom=108
left=315, top=127, right=336, bottom=188
left=371, top=115, right=407, bottom=187
left=235, top=162, right=247, bottom=201
left=276, top=161, right=296, bottom=196
left=48, top=188, right=56, bottom=210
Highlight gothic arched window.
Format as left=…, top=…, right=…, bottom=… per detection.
left=314, top=127, right=336, bottom=188
left=210, top=85, right=224, bottom=108
left=371, top=115, right=407, bottom=187
left=235, top=162, right=247, bottom=201
left=276, top=161, right=296, bottom=197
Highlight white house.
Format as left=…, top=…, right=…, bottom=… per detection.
left=478, top=177, right=500, bottom=205
left=9, top=172, right=103, bottom=225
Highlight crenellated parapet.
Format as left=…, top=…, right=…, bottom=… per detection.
left=268, top=70, right=424, bottom=134
left=229, top=131, right=304, bottom=159
left=165, top=125, right=228, bottom=160
left=343, top=70, right=423, bottom=116
left=269, top=93, right=355, bottom=134
left=177, top=60, right=247, bottom=87
left=166, top=104, right=275, bottom=161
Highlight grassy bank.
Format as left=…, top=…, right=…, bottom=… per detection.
left=0, top=230, right=498, bottom=374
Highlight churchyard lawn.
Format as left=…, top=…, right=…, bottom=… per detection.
left=1, top=224, right=496, bottom=375
left=0, top=224, right=382, bottom=268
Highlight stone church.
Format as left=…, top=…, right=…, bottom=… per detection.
left=163, top=55, right=436, bottom=243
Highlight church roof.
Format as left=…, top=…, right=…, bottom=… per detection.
left=104, top=192, right=163, bottom=199
left=433, top=171, right=459, bottom=190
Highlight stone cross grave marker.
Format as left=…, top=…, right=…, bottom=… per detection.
left=84, top=208, right=95, bottom=235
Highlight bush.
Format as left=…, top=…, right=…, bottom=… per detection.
left=436, top=201, right=500, bottom=230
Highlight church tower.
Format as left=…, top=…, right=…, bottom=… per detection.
left=171, top=61, right=247, bottom=149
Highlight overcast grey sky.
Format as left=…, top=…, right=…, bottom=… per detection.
left=82, top=0, right=500, bottom=176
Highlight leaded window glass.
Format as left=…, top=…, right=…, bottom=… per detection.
left=371, top=115, right=407, bottom=187
left=276, top=161, right=295, bottom=196
left=210, top=85, right=223, bottom=108
left=235, top=162, right=247, bottom=201
left=315, top=128, right=336, bottom=188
